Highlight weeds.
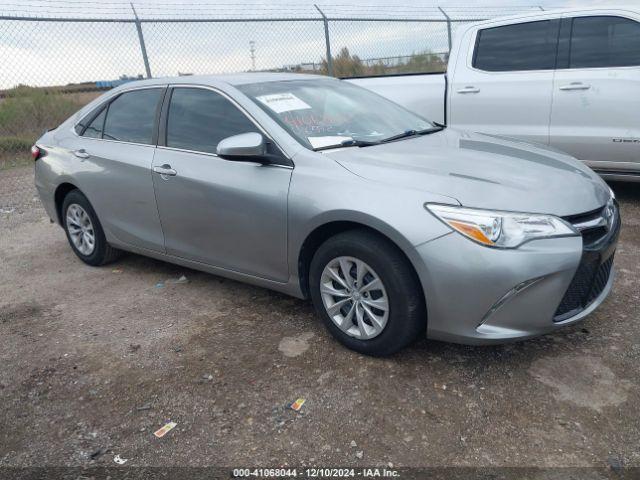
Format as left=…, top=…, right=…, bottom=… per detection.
left=0, top=87, right=98, bottom=159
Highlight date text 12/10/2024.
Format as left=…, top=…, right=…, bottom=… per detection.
left=232, top=468, right=400, bottom=478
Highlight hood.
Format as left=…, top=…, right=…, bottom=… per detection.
left=327, top=128, right=610, bottom=217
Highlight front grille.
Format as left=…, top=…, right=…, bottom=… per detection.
left=588, top=255, right=615, bottom=304
left=554, top=253, right=614, bottom=320
left=563, top=206, right=609, bottom=247
left=582, top=226, right=609, bottom=246
left=554, top=201, right=619, bottom=322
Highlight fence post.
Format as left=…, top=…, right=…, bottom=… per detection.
left=437, top=6, right=453, bottom=55
left=130, top=3, right=152, bottom=78
left=314, top=4, right=334, bottom=77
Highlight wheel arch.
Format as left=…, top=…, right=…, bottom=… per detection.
left=296, top=218, right=427, bottom=314
left=54, top=182, right=80, bottom=225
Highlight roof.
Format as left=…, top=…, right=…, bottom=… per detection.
left=467, top=5, right=639, bottom=26
left=111, top=72, right=331, bottom=91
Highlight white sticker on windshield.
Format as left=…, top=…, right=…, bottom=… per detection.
left=256, top=93, right=312, bottom=113
left=308, top=136, right=353, bottom=149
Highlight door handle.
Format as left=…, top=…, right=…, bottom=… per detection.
left=153, top=164, right=177, bottom=177
left=73, top=149, right=90, bottom=159
left=457, top=86, right=480, bottom=94
left=559, top=82, right=591, bottom=91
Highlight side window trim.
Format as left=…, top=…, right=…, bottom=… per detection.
left=159, top=85, right=293, bottom=167
left=152, top=86, right=169, bottom=146
left=101, top=100, right=114, bottom=141
left=96, top=107, right=107, bottom=139
left=157, top=86, right=173, bottom=148
left=471, top=18, right=561, bottom=73
left=567, top=17, right=576, bottom=70
left=556, top=17, right=572, bottom=70
left=471, top=27, right=482, bottom=71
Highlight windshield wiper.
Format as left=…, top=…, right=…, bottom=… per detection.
left=378, top=126, right=445, bottom=144
left=341, top=138, right=381, bottom=147
left=312, top=125, right=444, bottom=151
left=313, top=138, right=380, bottom=151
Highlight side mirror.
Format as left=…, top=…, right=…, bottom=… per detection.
left=216, top=132, right=267, bottom=162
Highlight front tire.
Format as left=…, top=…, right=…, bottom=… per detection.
left=62, top=189, right=121, bottom=266
left=309, top=230, right=425, bottom=356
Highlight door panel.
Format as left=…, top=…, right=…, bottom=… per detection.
left=550, top=68, right=640, bottom=167
left=450, top=19, right=559, bottom=144
left=450, top=72, right=554, bottom=144
left=550, top=15, right=640, bottom=169
left=68, top=138, right=165, bottom=252
left=68, top=87, right=166, bottom=252
left=151, top=85, right=292, bottom=282
left=152, top=149, right=292, bottom=281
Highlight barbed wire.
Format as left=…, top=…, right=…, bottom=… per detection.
left=0, top=1, right=561, bottom=21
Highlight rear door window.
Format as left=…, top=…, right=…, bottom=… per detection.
left=473, top=20, right=560, bottom=72
left=166, top=87, right=257, bottom=154
left=102, top=88, right=162, bottom=144
left=568, top=16, right=640, bottom=68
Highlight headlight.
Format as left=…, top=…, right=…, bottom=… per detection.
left=426, top=204, right=578, bottom=249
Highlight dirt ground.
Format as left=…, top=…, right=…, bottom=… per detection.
left=0, top=168, right=639, bottom=474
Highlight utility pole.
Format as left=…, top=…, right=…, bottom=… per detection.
left=314, top=4, right=334, bottom=77
left=437, top=6, right=453, bottom=56
left=130, top=3, right=152, bottom=78
left=249, top=40, right=256, bottom=71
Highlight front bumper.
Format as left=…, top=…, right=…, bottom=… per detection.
left=415, top=204, right=620, bottom=345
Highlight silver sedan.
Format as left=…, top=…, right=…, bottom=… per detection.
left=33, top=73, right=620, bottom=355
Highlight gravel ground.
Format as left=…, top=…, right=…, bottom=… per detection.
left=0, top=168, right=639, bottom=473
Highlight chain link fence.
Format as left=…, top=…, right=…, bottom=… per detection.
left=0, top=3, right=546, bottom=213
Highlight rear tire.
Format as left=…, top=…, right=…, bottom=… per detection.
left=62, top=189, right=121, bottom=266
left=309, top=229, right=425, bottom=356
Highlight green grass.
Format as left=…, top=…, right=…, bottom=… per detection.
left=0, top=136, right=33, bottom=154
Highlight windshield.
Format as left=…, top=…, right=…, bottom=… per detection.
left=238, top=79, right=434, bottom=150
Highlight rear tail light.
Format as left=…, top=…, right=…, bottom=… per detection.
left=31, top=145, right=43, bottom=160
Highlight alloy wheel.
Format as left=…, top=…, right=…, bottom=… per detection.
left=319, top=256, right=389, bottom=340
left=66, top=204, right=96, bottom=256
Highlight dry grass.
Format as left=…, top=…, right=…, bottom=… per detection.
left=0, top=87, right=100, bottom=158
left=0, top=152, right=32, bottom=171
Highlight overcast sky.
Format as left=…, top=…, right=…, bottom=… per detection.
left=2, top=0, right=636, bottom=17
left=2, top=0, right=638, bottom=20
left=0, top=0, right=638, bottom=88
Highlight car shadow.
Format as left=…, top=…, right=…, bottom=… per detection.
left=110, top=243, right=612, bottom=368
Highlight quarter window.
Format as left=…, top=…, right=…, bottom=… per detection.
left=166, top=88, right=257, bottom=154
left=102, top=88, right=162, bottom=144
left=473, top=20, right=559, bottom=72
left=569, top=16, right=640, bottom=68
left=82, top=108, right=106, bottom=139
